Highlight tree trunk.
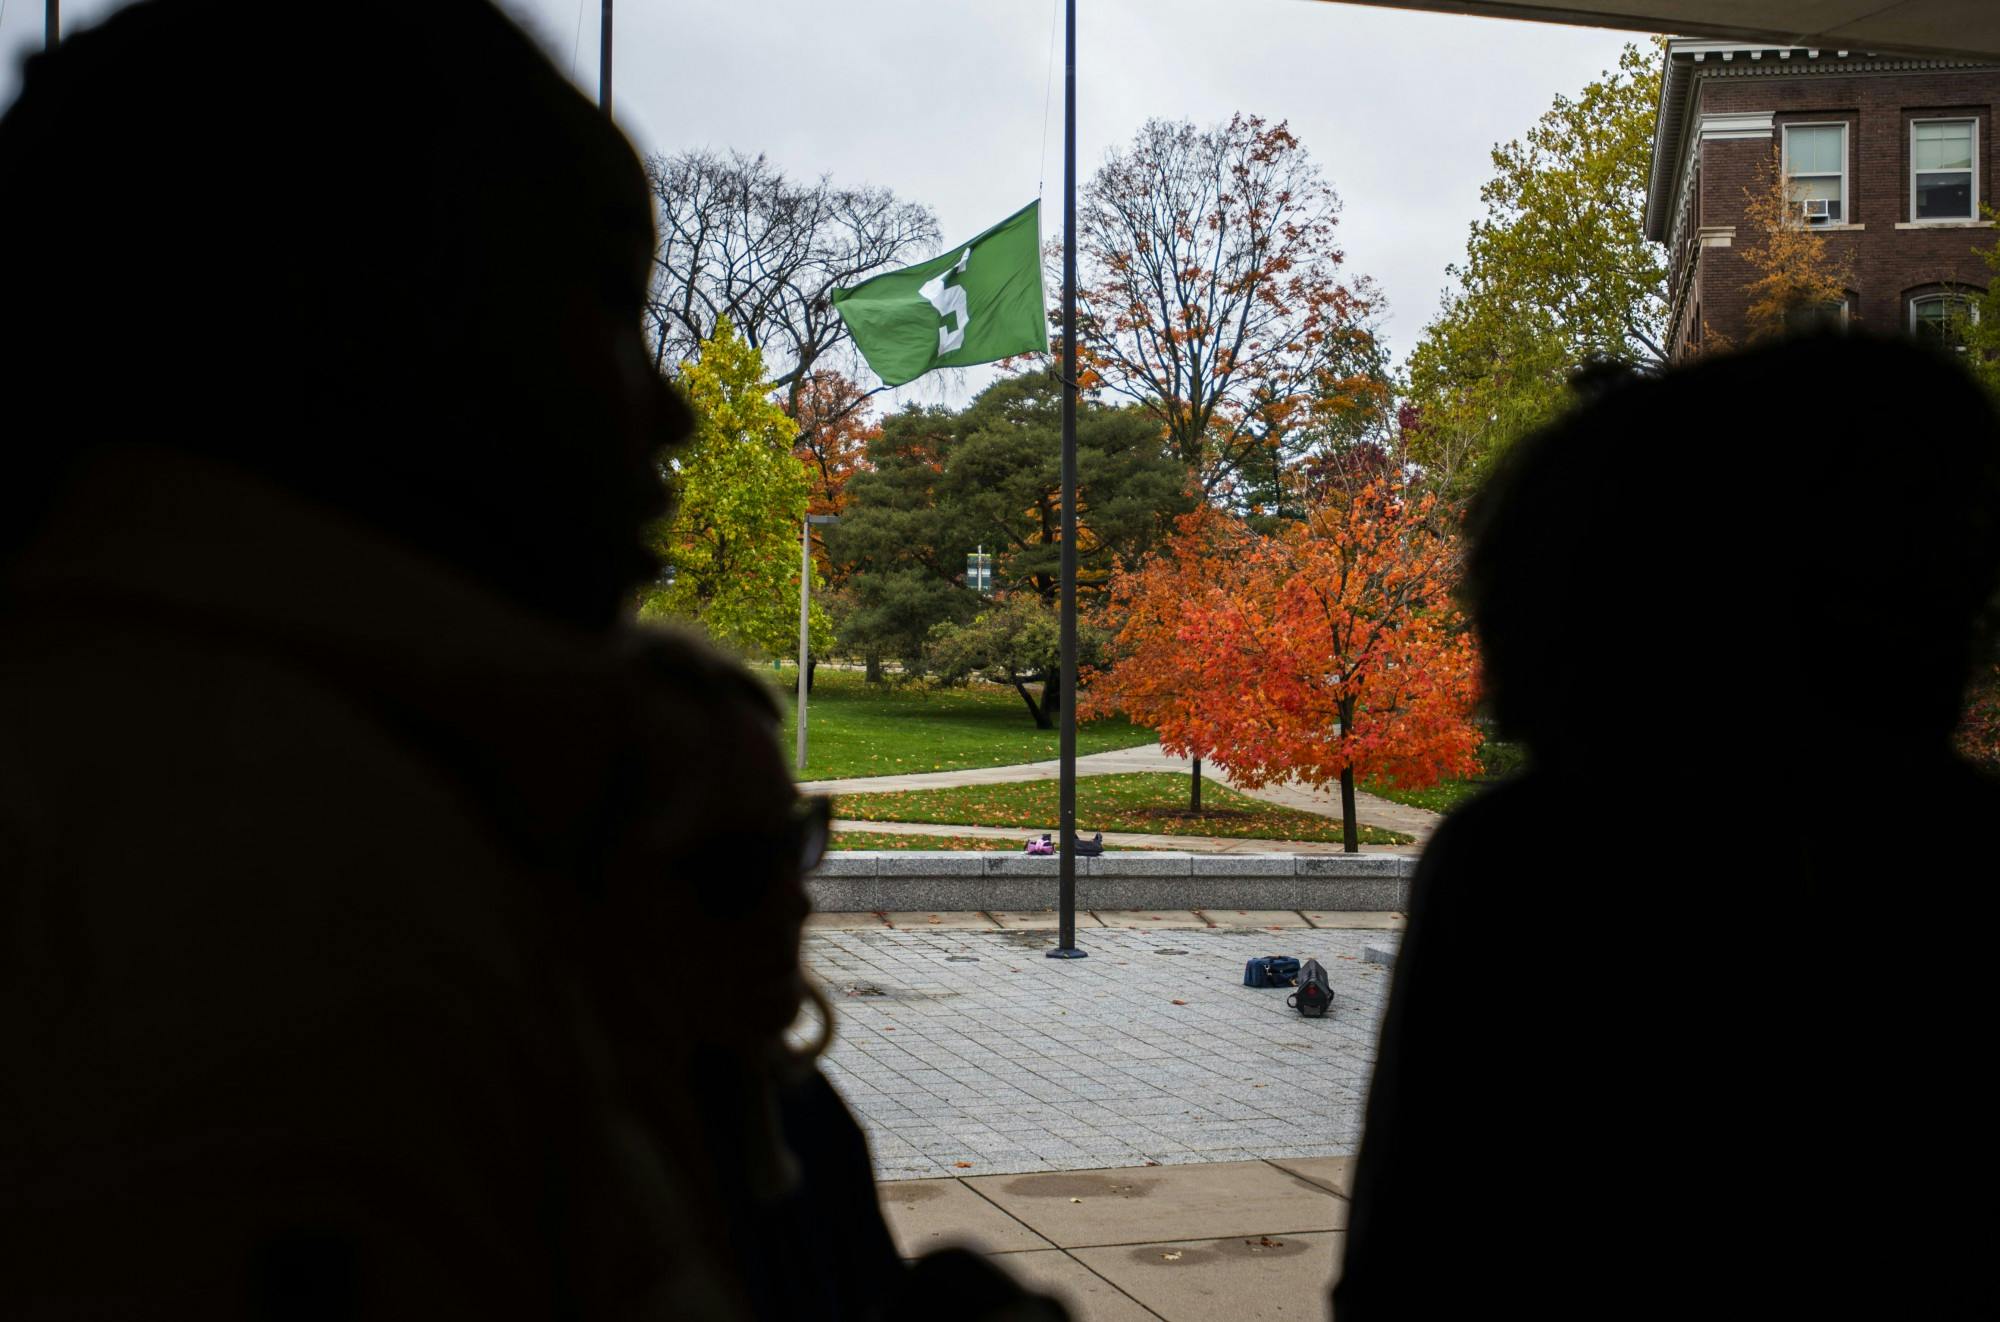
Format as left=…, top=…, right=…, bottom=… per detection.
left=865, top=652, right=883, bottom=684
left=1009, top=672, right=1054, bottom=729
left=806, top=657, right=818, bottom=694
left=1339, top=765, right=1359, bottom=854
left=1040, top=670, right=1062, bottom=720
left=1191, top=757, right=1203, bottom=814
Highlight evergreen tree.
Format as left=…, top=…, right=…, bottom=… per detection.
left=833, top=373, right=1189, bottom=711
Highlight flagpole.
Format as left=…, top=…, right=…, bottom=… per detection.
left=1049, top=0, right=1085, bottom=961
left=598, top=0, right=612, bottom=112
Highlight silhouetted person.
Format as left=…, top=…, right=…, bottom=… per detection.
left=0, top=3, right=1061, bottom=1319
left=1334, top=334, right=2000, bottom=1318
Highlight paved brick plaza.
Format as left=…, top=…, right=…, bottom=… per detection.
left=801, top=920, right=1397, bottom=1180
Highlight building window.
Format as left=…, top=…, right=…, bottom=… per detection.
left=1783, top=122, right=1847, bottom=224
left=1910, top=293, right=1977, bottom=350
left=1787, top=297, right=1850, bottom=334
left=1911, top=119, right=1977, bottom=221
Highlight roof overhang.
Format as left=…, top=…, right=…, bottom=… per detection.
left=1303, top=3, right=2000, bottom=62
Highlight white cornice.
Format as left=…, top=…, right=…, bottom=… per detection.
left=1659, top=113, right=1772, bottom=258
left=1698, top=111, right=1775, bottom=140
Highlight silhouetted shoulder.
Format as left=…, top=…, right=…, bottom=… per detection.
left=1401, top=771, right=1566, bottom=906
left=635, top=628, right=784, bottom=726
left=0, top=449, right=643, bottom=1315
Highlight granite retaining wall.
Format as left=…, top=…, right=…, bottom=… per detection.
left=805, top=852, right=1414, bottom=913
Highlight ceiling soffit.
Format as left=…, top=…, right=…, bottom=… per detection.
left=1305, top=3, right=2000, bottom=62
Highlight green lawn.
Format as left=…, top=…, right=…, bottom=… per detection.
left=1358, top=777, right=1484, bottom=814
left=1362, top=739, right=1529, bottom=814
left=828, top=830, right=1151, bottom=852
left=832, top=772, right=1412, bottom=846
left=772, top=667, right=1156, bottom=780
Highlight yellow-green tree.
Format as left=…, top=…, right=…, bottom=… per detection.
left=1403, top=42, right=1666, bottom=490
left=1953, top=219, right=2000, bottom=773
left=643, top=318, right=831, bottom=658
left=1956, top=210, right=2000, bottom=395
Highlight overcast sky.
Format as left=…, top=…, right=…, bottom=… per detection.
left=2, top=0, right=1654, bottom=396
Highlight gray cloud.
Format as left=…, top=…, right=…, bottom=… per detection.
left=3, top=0, right=1647, bottom=397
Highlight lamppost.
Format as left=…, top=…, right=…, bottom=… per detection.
left=797, top=513, right=839, bottom=772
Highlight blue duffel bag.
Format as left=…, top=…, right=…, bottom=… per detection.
left=1242, top=955, right=1301, bottom=988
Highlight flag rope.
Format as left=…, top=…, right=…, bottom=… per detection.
left=1038, top=0, right=1061, bottom=197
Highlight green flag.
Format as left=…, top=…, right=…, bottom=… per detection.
left=831, top=200, right=1046, bottom=387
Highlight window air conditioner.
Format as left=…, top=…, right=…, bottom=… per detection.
left=1801, top=198, right=1834, bottom=223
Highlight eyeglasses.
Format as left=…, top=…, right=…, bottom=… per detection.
left=791, top=794, right=832, bottom=878
left=673, top=794, right=832, bottom=920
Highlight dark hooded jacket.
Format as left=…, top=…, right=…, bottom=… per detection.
left=0, top=445, right=812, bottom=1320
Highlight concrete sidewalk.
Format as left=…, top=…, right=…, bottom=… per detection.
left=803, top=920, right=1396, bottom=1181
left=812, top=916, right=1389, bottom=1317
left=809, top=910, right=1405, bottom=932
left=801, top=743, right=1444, bottom=845
left=880, top=1157, right=1350, bottom=1321
left=830, top=817, right=1420, bottom=856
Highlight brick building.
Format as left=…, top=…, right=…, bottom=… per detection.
left=1644, top=38, right=2000, bottom=359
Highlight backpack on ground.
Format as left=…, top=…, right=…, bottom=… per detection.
left=1287, top=959, right=1333, bottom=1017
left=1242, top=956, right=1301, bottom=988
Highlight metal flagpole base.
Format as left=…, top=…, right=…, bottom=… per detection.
left=1046, top=947, right=1089, bottom=959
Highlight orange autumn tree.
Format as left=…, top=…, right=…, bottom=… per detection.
left=787, top=368, right=876, bottom=522
left=1080, top=505, right=1251, bottom=814
left=783, top=369, right=879, bottom=686
left=1087, top=482, right=1480, bottom=851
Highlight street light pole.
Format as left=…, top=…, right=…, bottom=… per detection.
left=798, top=513, right=839, bottom=773
left=47, top=1, right=58, bottom=48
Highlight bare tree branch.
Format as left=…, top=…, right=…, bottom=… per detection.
left=1071, top=116, right=1386, bottom=499
left=643, top=149, right=939, bottom=387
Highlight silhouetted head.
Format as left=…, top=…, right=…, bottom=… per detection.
left=1464, top=335, right=2000, bottom=773
left=0, top=0, right=689, bottom=629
